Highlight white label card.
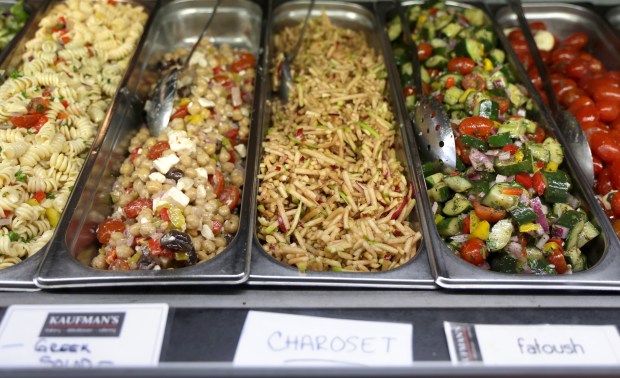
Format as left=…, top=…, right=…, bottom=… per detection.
left=444, top=322, right=620, bottom=366
left=234, top=311, right=413, bottom=367
left=0, top=304, right=169, bottom=368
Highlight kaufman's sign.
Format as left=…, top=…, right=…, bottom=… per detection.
left=40, top=312, right=125, bottom=337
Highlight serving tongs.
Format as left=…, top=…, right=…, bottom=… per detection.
left=393, top=0, right=456, bottom=170
left=146, top=0, right=222, bottom=137
left=507, top=0, right=595, bottom=187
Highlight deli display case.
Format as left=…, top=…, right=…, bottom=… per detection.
left=1, top=0, right=620, bottom=376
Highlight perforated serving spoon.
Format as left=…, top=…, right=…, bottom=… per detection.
left=507, top=0, right=595, bottom=187
left=392, top=0, right=456, bottom=170
left=277, top=0, right=315, bottom=103
left=146, top=0, right=222, bottom=137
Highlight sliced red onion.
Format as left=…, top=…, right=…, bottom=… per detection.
left=518, top=135, right=528, bottom=143
left=530, top=197, right=544, bottom=216
left=552, top=224, right=570, bottom=239
left=538, top=214, right=549, bottom=233
left=567, top=194, right=581, bottom=209
left=467, top=173, right=480, bottom=180
left=519, top=193, right=530, bottom=205
left=470, top=148, right=494, bottom=172
left=123, top=229, right=135, bottom=247
left=506, top=241, right=523, bottom=259
left=536, top=234, right=550, bottom=249
left=450, top=234, right=470, bottom=243
left=497, top=117, right=506, bottom=123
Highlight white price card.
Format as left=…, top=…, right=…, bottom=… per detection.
left=234, top=311, right=413, bottom=367
left=444, top=322, right=620, bottom=366
left=0, top=304, right=169, bottom=368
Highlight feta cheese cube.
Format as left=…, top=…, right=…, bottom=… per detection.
left=195, top=167, right=209, bottom=179
left=234, top=144, right=247, bottom=158
left=196, top=184, right=206, bottom=200
left=153, top=153, right=179, bottom=174
left=201, top=224, right=214, bottom=240
left=167, top=130, right=196, bottom=155
left=176, top=177, right=194, bottom=191
left=152, top=187, right=190, bottom=210
left=148, top=172, right=166, bottom=183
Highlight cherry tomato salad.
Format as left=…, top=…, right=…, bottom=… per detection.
left=506, top=22, right=620, bottom=239
left=387, top=0, right=599, bottom=274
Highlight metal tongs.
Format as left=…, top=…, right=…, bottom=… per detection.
left=507, top=0, right=595, bottom=187
left=393, top=0, right=456, bottom=170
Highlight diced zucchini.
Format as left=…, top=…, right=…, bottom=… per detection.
left=510, top=204, right=538, bottom=226
left=486, top=70, right=507, bottom=90
left=463, top=8, right=487, bottom=27
left=487, top=219, right=514, bottom=251
left=444, top=86, right=464, bottom=105
left=542, top=170, right=571, bottom=203
left=425, top=55, right=448, bottom=69
left=482, top=183, right=522, bottom=210
left=475, top=99, right=499, bottom=120
left=489, top=49, right=506, bottom=65
left=507, top=83, right=527, bottom=107
left=553, top=203, right=574, bottom=217
left=461, top=134, right=488, bottom=152
left=392, top=46, right=409, bottom=66
left=528, top=143, right=550, bottom=163
left=443, top=175, right=473, bottom=193
left=429, top=182, right=451, bottom=202
left=559, top=210, right=587, bottom=251
left=564, top=248, right=587, bottom=272
left=443, top=193, right=472, bottom=216
left=577, top=222, right=599, bottom=249
left=469, top=179, right=490, bottom=197
left=490, top=252, right=519, bottom=273
left=487, top=133, right=512, bottom=148
left=494, top=151, right=534, bottom=176
left=430, top=38, right=448, bottom=49
left=454, top=38, right=485, bottom=62
left=401, top=62, right=413, bottom=76
left=542, top=137, right=564, bottom=165
left=441, top=22, right=462, bottom=38
left=498, top=118, right=529, bottom=137
left=422, top=161, right=445, bottom=176
left=426, top=172, right=445, bottom=188
left=387, top=17, right=402, bottom=41
left=437, top=217, right=463, bottom=238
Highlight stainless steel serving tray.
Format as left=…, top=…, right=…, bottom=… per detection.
left=378, top=0, right=620, bottom=291
left=247, top=0, right=435, bottom=288
left=607, top=6, right=620, bottom=31
left=0, top=0, right=156, bottom=291
left=36, top=0, right=266, bottom=288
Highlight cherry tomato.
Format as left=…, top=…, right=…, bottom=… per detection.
left=124, top=198, right=153, bottom=219
left=611, top=158, right=620, bottom=190
left=566, top=58, right=593, bottom=79
left=210, top=170, right=225, bottom=197
left=560, top=88, right=587, bottom=108
left=553, top=77, right=578, bottom=98
left=459, top=116, right=494, bottom=139
left=590, top=130, right=620, bottom=163
left=562, top=32, right=589, bottom=50
left=528, top=67, right=542, bottom=89
left=574, top=105, right=600, bottom=129
left=531, top=127, right=546, bottom=144
left=147, top=141, right=170, bottom=160
left=539, top=50, right=550, bottom=63
left=417, top=42, right=433, bottom=61
left=97, top=218, right=125, bottom=244
left=604, top=71, right=620, bottom=83
left=447, top=57, right=475, bottom=75
left=592, top=85, right=620, bottom=104
left=511, top=40, right=529, bottom=55
left=550, top=48, right=579, bottom=65
left=460, top=238, right=488, bottom=265
left=613, top=219, right=620, bottom=238
left=593, top=155, right=603, bottom=177
left=455, top=136, right=471, bottom=165
left=508, top=29, right=525, bottom=42
left=491, top=96, right=510, bottom=114
left=597, top=167, right=614, bottom=195
left=10, top=114, right=43, bottom=128
left=596, top=100, right=620, bottom=123
left=567, top=96, right=594, bottom=115
left=462, top=73, right=485, bottom=91
left=529, top=21, right=546, bottom=31
left=219, top=186, right=240, bottom=209
left=211, top=220, right=223, bottom=236
left=403, top=85, right=416, bottom=97
left=231, top=52, right=256, bottom=72
left=473, top=201, right=507, bottom=224
left=159, top=207, right=170, bottom=222
left=517, top=52, right=533, bottom=71
left=548, top=249, right=568, bottom=274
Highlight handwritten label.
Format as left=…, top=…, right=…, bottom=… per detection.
left=0, top=304, right=168, bottom=367
left=445, top=322, right=620, bottom=366
left=234, top=311, right=413, bottom=366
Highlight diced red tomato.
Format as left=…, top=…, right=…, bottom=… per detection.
left=33, top=191, right=46, bottom=203
left=459, top=116, right=494, bottom=139
left=170, top=104, right=189, bottom=120
left=159, top=207, right=170, bottom=222
left=147, top=141, right=170, bottom=160
left=473, top=201, right=506, bottom=224
left=219, top=186, right=240, bottom=209
left=124, top=198, right=153, bottom=219
left=460, top=238, right=488, bottom=265
left=231, top=52, right=256, bottom=72
left=97, top=218, right=125, bottom=244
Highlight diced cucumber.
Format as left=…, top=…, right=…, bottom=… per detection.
left=559, top=211, right=586, bottom=251
left=542, top=137, right=564, bottom=165
left=494, top=152, right=534, bottom=176
left=437, top=217, right=463, bottom=238
left=426, top=172, right=445, bottom=188
left=487, top=219, right=514, bottom=251
left=542, top=170, right=571, bottom=203
left=444, top=86, right=464, bottom=105
left=463, top=8, right=487, bottom=27
left=443, top=175, right=473, bottom=193
left=507, top=83, right=527, bottom=107
left=420, top=25, right=436, bottom=40
left=430, top=38, right=448, bottom=49
left=564, top=248, right=587, bottom=272
left=482, top=183, right=522, bottom=210
left=465, top=90, right=491, bottom=112
left=488, top=133, right=512, bottom=148
left=498, top=118, right=531, bottom=137
left=434, top=13, right=455, bottom=30
left=526, top=246, right=544, bottom=261
left=461, top=134, right=488, bottom=152
left=420, top=66, right=430, bottom=83
left=475, top=99, right=499, bottom=120
left=510, top=204, right=538, bottom=226
left=577, top=222, right=599, bottom=249
left=474, top=27, right=496, bottom=50
left=454, top=38, right=485, bottom=62
left=387, top=17, right=402, bottom=41
left=489, top=48, right=505, bottom=65
left=425, top=55, right=448, bottom=69
left=405, top=94, right=416, bottom=111
left=443, top=193, right=473, bottom=216
left=422, top=161, right=445, bottom=176
left=441, top=22, right=462, bottom=39
left=429, top=181, right=451, bottom=202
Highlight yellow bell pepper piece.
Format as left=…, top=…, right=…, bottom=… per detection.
left=484, top=58, right=494, bottom=71
left=45, top=208, right=60, bottom=227
left=435, top=214, right=445, bottom=224
left=514, top=150, right=524, bottom=163
left=543, top=242, right=560, bottom=253
left=519, top=223, right=542, bottom=233
left=469, top=220, right=490, bottom=241
left=544, top=161, right=558, bottom=172
left=179, top=98, right=191, bottom=106
left=27, top=198, right=39, bottom=207
left=459, top=88, right=475, bottom=104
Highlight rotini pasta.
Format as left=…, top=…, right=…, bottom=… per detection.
left=0, top=0, right=147, bottom=269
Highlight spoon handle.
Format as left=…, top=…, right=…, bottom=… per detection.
left=182, top=0, right=223, bottom=70
left=287, top=0, right=316, bottom=63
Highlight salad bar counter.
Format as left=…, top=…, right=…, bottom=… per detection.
left=1, top=0, right=620, bottom=376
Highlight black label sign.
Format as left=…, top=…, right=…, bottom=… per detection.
left=39, top=313, right=125, bottom=337
left=450, top=323, right=483, bottom=362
